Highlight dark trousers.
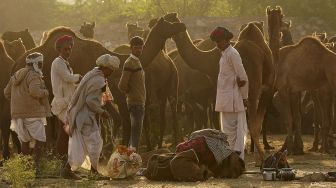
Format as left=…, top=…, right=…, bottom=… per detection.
left=56, top=119, right=69, bottom=160
left=129, top=105, right=145, bottom=150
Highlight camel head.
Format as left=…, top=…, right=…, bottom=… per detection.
left=3, top=38, right=26, bottom=60
left=329, top=36, right=336, bottom=43
left=2, top=28, right=36, bottom=50
left=80, top=21, right=95, bottom=38
left=267, top=6, right=283, bottom=39
left=312, top=32, right=328, bottom=43
left=21, top=28, right=36, bottom=50
left=126, top=22, right=146, bottom=41
left=163, top=12, right=181, bottom=24
left=280, top=20, right=291, bottom=32
left=325, top=42, right=336, bottom=52
left=148, top=18, right=159, bottom=29
left=148, top=17, right=186, bottom=39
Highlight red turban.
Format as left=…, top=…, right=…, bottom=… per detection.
left=210, top=27, right=233, bottom=42
left=55, top=35, right=74, bottom=51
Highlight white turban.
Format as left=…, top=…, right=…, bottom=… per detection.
left=96, top=54, right=120, bottom=70
left=26, top=52, right=44, bottom=77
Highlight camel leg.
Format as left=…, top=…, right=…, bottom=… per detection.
left=143, top=97, right=153, bottom=151
left=169, top=96, right=179, bottom=146
left=1, top=111, right=11, bottom=160
left=10, top=131, right=21, bottom=154
left=309, top=92, right=321, bottom=152
left=262, top=111, right=274, bottom=150
left=1, top=125, right=10, bottom=160
left=209, top=102, right=220, bottom=130
left=279, top=90, right=294, bottom=154
left=248, top=97, right=264, bottom=166
left=291, top=93, right=304, bottom=155
left=319, top=90, right=332, bottom=153
left=158, top=97, right=167, bottom=148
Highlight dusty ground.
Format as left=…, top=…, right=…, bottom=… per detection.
left=1, top=134, right=336, bottom=188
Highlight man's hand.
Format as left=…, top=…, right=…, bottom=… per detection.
left=243, top=99, right=248, bottom=108
left=237, top=77, right=246, bottom=87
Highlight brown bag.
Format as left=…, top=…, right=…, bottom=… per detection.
left=144, top=153, right=176, bottom=181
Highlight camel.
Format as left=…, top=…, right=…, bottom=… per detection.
left=79, top=21, right=95, bottom=38
left=140, top=20, right=218, bottom=133
left=276, top=37, right=336, bottom=154
left=280, top=20, right=294, bottom=46
left=113, top=20, right=182, bottom=149
left=312, top=32, right=328, bottom=43
left=163, top=13, right=275, bottom=164
left=329, top=36, right=336, bottom=43
left=0, top=41, right=21, bottom=161
left=1, top=29, right=36, bottom=50
left=241, top=19, right=277, bottom=152
left=3, top=38, right=26, bottom=60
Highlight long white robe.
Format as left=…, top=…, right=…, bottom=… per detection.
left=67, top=68, right=105, bottom=170
left=215, top=45, right=248, bottom=159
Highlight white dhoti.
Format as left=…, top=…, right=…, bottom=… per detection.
left=68, top=123, right=103, bottom=171
left=10, top=118, right=47, bottom=144
left=220, top=111, right=248, bottom=159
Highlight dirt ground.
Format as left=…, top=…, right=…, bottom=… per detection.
left=1, top=134, right=336, bottom=188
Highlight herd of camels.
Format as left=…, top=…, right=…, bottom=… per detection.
left=1, top=6, right=336, bottom=166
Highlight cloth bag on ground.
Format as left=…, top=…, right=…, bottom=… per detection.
left=144, top=152, right=176, bottom=181
left=106, top=145, right=142, bottom=179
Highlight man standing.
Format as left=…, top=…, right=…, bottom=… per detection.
left=4, top=52, right=51, bottom=170
left=51, top=35, right=81, bottom=159
left=210, top=27, right=249, bottom=159
left=64, top=54, right=119, bottom=178
left=118, top=36, right=146, bottom=151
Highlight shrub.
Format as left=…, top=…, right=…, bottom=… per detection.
left=2, top=154, right=36, bottom=188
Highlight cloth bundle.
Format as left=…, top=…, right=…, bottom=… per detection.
left=106, top=145, right=142, bottom=179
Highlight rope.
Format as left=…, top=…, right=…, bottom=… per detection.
left=99, top=115, right=116, bottom=147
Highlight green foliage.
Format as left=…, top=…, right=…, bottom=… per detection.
left=2, top=154, right=36, bottom=188
left=1, top=0, right=336, bottom=31
left=38, top=150, right=64, bottom=178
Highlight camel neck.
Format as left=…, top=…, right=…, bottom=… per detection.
left=173, top=30, right=220, bottom=80
left=140, top=28, right=165, bottom=68
left=281, top=30, right=294, bottom=46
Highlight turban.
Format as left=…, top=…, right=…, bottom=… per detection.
left=96, top=54, right=120, bottom=70
left=26, top=52, right=44, bottom=76
left=210, top=27, right=233, bottom=42
left=55, top=35, right=74, bottom=51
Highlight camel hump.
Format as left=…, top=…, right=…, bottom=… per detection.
left=298, top=37, right=328, bottom=50
left=238, top=22, right=264, bottom=42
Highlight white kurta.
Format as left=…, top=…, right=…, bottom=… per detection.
left=50, top=57, right=80, bottom=123
left=215, top=45, right=248, bottom=159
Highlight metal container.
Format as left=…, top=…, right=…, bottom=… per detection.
left=278, top=168, right=295, bottom=181
left=262, top=168, right=277, bottom=181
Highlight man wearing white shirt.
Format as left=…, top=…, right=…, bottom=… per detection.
left=210, top=27, right=249, bottom=159
left=50, top=35, right=81, bottom=159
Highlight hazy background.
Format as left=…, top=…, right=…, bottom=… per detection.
left=1, top=0, right=336, bottom=49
